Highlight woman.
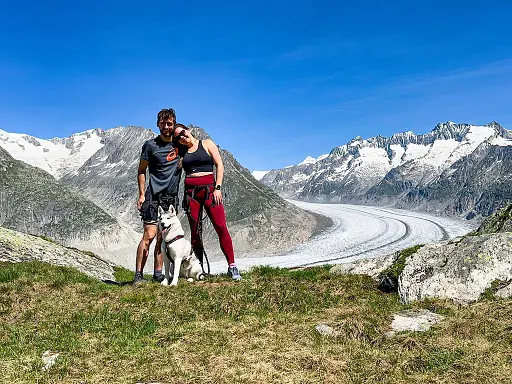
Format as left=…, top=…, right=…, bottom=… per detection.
left=172, top=123, right=242, bottom=281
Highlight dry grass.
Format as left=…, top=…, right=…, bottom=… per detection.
left=0, top=262, right=511, bottom=383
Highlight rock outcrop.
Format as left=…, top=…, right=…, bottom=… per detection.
left=330, top=253, right=397, bottom=279
left=398, top=233, right=512, bottom=304
left=0, top=226, right=115, bottom=281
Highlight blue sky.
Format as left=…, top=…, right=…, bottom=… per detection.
left=1, top=1, right=511, bottom=171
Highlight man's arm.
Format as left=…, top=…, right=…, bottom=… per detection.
left=137, top=159, right=149, bottom=210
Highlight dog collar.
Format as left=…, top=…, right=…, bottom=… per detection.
left=165, top=234, right=184, bottom=245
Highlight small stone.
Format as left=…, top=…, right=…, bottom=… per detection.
left=42, top=350, right=60, bottom=371
left=387, top=309, right=444, bottom=336
left=495, top=283, right=512, bottom=298
left=315, top=323, right=340, bottom=337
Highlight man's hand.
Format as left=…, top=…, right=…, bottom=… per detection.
left=137, top=194, right=145, bottom=210
left=213, top=190, right=223, bottom=205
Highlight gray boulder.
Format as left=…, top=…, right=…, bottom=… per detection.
left=0, top=226, right=115, bottom=281
left=330, top=253, right=397, bottom=279
left=399, top=233, right=512, bottom=304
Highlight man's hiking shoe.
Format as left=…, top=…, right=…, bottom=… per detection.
left=227, top=265, right=242, bottom=281
left=132, top=272, right=145, bottom=285
left=152, top=274, right=165, bottom=283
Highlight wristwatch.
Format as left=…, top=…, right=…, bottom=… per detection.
left=215, top=184, right=222, bottom=190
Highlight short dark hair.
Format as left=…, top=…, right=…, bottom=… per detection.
left=175, top=123, right=188, bottom=130
left=157, top=108, right=176, bottom=126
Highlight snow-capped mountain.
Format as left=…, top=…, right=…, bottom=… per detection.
left=260, top=121, right=512, bottom=218
left=252, top=170, right=269, bottom=180
left=0, top=128, right=105, bottom=179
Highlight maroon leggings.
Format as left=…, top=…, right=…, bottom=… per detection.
left=184, top=174, right=235, bottom=265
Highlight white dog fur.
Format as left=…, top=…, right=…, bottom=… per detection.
left=158, top=205, right=204, bottom=286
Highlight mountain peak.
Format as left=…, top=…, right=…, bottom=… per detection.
left=299, top=156, right=317, bottom=165
left=432, top=121, right=470, bottom=140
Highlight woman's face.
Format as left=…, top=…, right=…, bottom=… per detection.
left=173, top=127, right=191, bottom=144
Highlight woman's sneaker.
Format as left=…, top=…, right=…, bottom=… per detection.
left=227, top=265, right=242, bottom=281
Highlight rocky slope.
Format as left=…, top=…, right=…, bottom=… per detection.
left=261, top=122, right=512, bottom=218
left=0, top=146, right=114, bottom=240
left=61, top=126, right=155, bottom=228
left=0, top=226, right=115, bottom=281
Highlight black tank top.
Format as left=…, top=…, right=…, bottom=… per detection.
left=182, top=140, right=214, bottom=175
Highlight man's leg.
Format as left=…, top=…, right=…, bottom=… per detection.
left=134, top=223, right=157, bottom=282
left=152, top=229, right=165, bottom=282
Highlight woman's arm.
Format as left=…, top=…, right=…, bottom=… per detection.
left=204, top=139, right=224, bottom=204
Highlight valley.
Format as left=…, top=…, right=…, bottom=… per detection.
left=206, top=200, right=476, bottom=273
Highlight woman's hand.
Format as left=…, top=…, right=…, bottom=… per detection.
left=213, top=189, right=223, bottom=205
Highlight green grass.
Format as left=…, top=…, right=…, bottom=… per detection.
left=480, top=279, right=511, bottom=301
left=113, top=265, right=134, bottom=283
left=33, top=234, right=57, bottom=243
left=0, top=261, right=511, bottom=383
left=379, top=244, right=425, bottom=280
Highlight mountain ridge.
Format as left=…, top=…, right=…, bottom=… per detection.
left=260, top=121, right=512, bottom=218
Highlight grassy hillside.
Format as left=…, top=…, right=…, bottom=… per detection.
left=1, top=262, right=511, bottom=383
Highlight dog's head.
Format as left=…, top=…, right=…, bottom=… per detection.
left=157, top=205, right=178, bottom=232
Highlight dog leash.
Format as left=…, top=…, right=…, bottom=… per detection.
left=184, top=186, right=211, bottom=276
left=197, top=205, right=211, bottom=276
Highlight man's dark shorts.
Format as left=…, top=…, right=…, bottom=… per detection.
left=139, top=189, right=179, bottom=224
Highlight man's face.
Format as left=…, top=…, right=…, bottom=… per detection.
left=158, top=118, right=175, bottom=138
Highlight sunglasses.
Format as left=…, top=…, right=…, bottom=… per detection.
left=174, top=129, right=187, bottom=140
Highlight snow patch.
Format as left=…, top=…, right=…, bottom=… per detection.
left=488, top=136, right=512, bottom=146
left=299, top=156, right=317, bottom=165
left=252, top=170, right=269, bottom=180
left=389, top=144, right=405, bottom=167
left=403, top=143, right=430, bottom=162
left=0, top=128, right=104, bottom=178
left=421, top=139, right=459, bottom=166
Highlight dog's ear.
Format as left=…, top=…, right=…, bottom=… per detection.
left=158, top=206, right=165, bottom=217
left=169, top=205, right=176, bottom=216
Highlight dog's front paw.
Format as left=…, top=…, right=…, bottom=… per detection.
left=170, top=282, right=178, bottom=287
left=187, top=278, right=194, bottom=283
left=160, top=278, right=168, bottom=286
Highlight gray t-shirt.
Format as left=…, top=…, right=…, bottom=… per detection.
left=140, top=136, right=182, bottom=195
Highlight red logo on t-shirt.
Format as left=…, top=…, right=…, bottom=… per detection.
left=166, top=148, right=178, bottom=162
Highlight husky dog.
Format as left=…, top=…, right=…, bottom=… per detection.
left=157, top=205, right=204, bottom=286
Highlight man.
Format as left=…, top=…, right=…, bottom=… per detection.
left=133, top=108, right=183, bottom=284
